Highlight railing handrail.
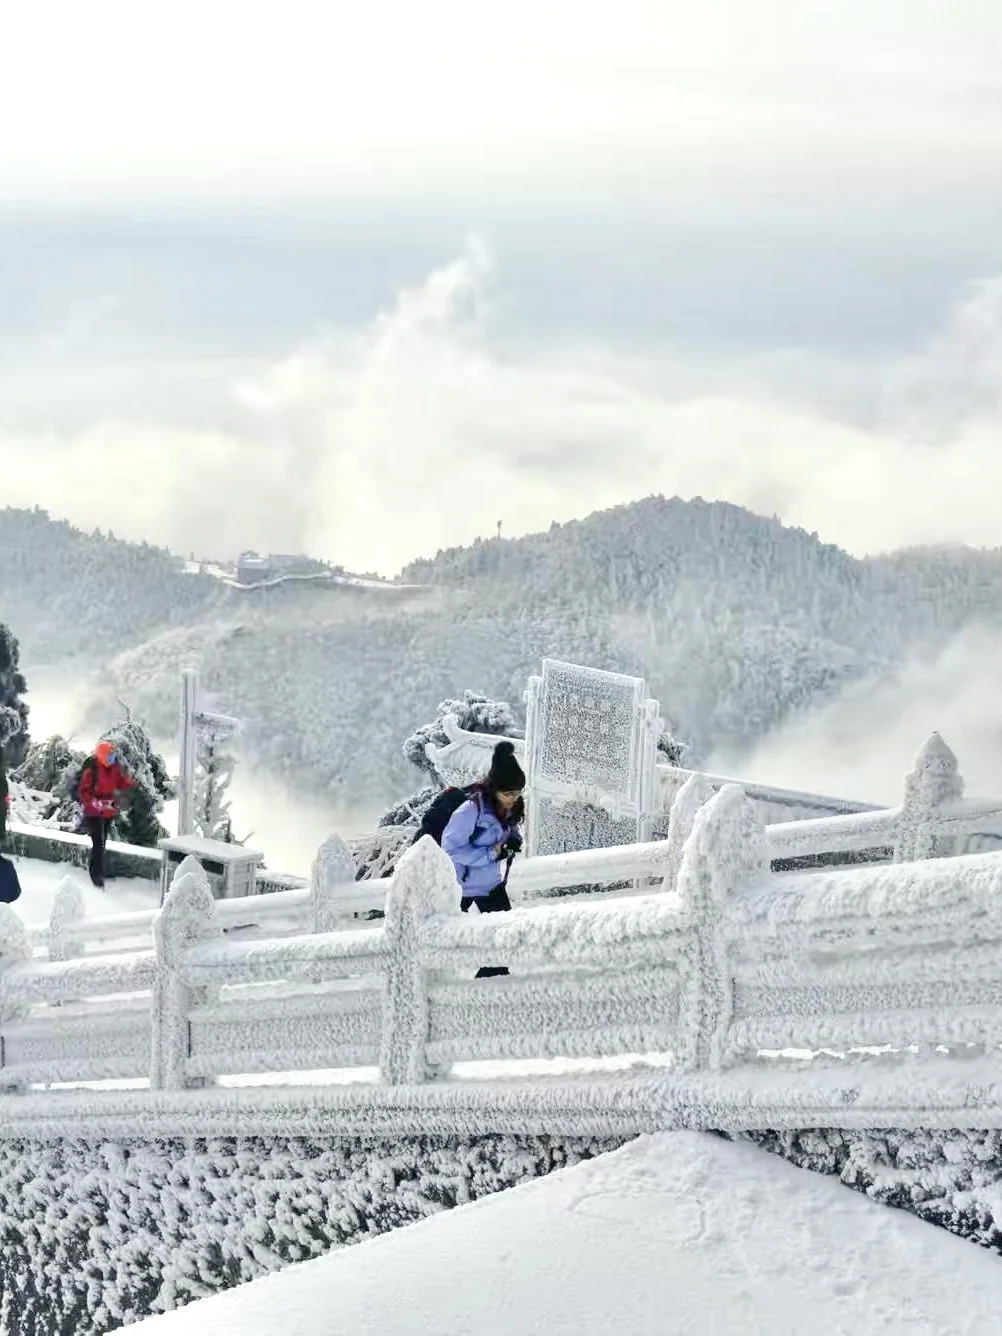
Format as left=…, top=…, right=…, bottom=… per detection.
left=656, top=762, right=884, bottom=814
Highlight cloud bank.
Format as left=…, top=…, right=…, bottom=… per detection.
left=2, top=242, right=1002, bottom=573
left=712, top=625, right=1002, bottom=807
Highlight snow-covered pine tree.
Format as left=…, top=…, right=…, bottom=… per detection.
left=192, top=721, right=237, bottom=841
left=0, top=707, right=19, bottom=749
left=0, top=708, right=20, bottom=838
left=0, top=624, right=29, bottom=767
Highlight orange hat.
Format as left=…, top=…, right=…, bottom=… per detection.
left=95, top=740, right=117, bottom=768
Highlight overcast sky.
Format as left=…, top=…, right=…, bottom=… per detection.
left=2, top=0, right=1002, bottom=573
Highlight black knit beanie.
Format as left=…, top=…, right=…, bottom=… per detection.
left=487, top=739, right=525, bottom=792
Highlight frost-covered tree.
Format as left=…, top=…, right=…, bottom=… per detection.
left=192, top=723, right=237, bottom=841
left=0, top=624, right=29, bottom=767
left=377, top=786, right=441, bottom=829
left=0, top=708, right=19, bottom=750
left=393, top=689, right=520, bottom=820
left=0, top=708, right=20, bottom=841
left=15, top=733, right=80, bottom=795
left=12, top=733, right=86, bottom=825
left=101, top=714, right=175, bottom=848
left=657, top=722, right=689, bottom=768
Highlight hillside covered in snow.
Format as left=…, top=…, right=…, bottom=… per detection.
left=4, top=499, right=1002, bottom=807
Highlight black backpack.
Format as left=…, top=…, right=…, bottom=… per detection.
left=412, top=786, right=481, bottom=847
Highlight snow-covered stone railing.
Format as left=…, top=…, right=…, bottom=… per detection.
left=326, top=733, right=1002, bottom=913
left=145, top=833, right=684, bottom=1091
left=23, top=733, right=1002, bottom=968
left=6, top=783, right=1002, bottom=1096
left=24, top=835, right=387, bottom=962
left=13, top=772, right=832, bottom=962
left=766, top=733, right=1002, bottom=864
left=0, top=903, right=156, bottom=1090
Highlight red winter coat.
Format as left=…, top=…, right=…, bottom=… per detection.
left=78, top=760, right=135, bottom=819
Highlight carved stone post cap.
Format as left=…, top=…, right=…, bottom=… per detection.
left=386, top=835, right=461, bottom=927
left=913, top=732, right=958, bottom=774
left=0, top=904, right=29, bottom=963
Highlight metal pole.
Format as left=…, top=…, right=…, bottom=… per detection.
left=178, top=670, right=198, bottom=836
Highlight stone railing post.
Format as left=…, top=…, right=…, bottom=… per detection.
left=0, top=905, right=32, bottom=1092
left=894, top=733, right=963, bottom=863
left=150, top=861, right=219, bottom=1090
left=311, top=832, right=358, bottom=933
left=675, top=783, right=766, bottom=1072
left=379, top=835, right=461, bottom=1085
left=662, top=772, right=714, bottom=893
left=48, top=877, right=85, bottom=964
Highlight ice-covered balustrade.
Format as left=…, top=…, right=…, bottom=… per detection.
left=24, top=833, right=386, bottom=961
left=22, top=732, right=1002, bottom=964
left=6, top=779, right=1002, bottom=1104
left=766, top=732, right=1002, bottom=861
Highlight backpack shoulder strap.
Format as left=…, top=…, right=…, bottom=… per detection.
left=468, top=790, right=486, bottom=841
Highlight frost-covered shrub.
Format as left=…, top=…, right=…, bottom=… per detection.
left=12, top=735, right=85, bottom=828
left=101, top=716, right=175, bottom=847
left=0, top=1132, right=624, bottom=1334
left=739, top=1128, right=1002, bottom=1254
left=378, top=785, right=439, bottom=829
left=4, top=778, right=58, bottom=826
left=350, top=824, right=415, bottom=891
left=657, top=722, right=688, bottom=767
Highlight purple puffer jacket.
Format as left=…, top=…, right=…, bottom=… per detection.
left=441, top=796, right=517, bottom=897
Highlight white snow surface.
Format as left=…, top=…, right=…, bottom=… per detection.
left=14, top=855, right=159, bottom=923
left=120, top=1130, right=1002, bottom=1336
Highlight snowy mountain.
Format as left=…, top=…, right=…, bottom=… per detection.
left=3, top=499, right=1002, bottom=808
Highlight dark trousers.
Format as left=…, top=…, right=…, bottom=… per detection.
left=461, top=883, right=511, bottom=978
left=84, top=817, right=112, bottom=886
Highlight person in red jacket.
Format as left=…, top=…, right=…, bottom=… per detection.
left=78, top=740, right=135, bottom=887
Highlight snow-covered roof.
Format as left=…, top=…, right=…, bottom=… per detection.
left=158, top=835, right=263, bottom=863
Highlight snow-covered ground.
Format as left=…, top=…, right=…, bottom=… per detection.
left=13, top=853, right=160, bottom=925
left=119, top=1130, right=1002, bottom=1335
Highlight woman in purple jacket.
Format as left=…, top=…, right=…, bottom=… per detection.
left=442, top=740, right=525, bottom=977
